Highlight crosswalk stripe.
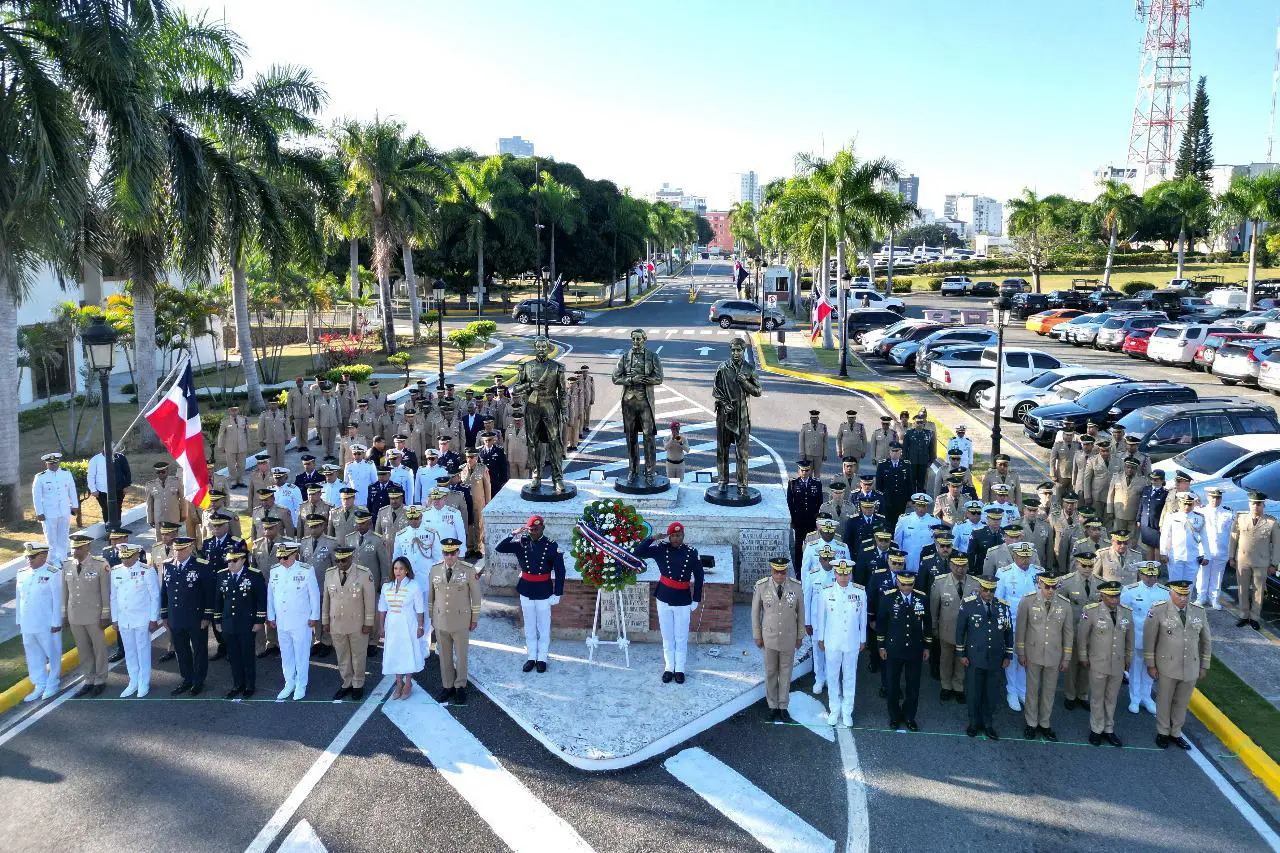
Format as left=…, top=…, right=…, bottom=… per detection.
left=597, top=407, right=703, bottom=430
left=569, top=421, right=716, bottom=454
left=383, top=691, right=597, bottom=853
left=664, top=748, right=835, bottom=853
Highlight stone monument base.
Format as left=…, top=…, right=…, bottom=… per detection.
left=614, top=472, right=671, bottom=495
left=520, top=481, right=578, bottom=502
left=703, top=484, right=761, bottom=507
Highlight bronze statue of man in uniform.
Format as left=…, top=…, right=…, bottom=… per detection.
left=713, top=336, right=762, bottom=493
left=511, top=336, right=568, bottom=494
left=611, top=329, right=665, bottom=485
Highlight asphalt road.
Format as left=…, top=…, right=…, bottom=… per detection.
left=0, top=262, right=1277, bottom=853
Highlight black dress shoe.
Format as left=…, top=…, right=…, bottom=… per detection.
left=189, top=683, right=203, bottom=696
left=1173, top=735, right=1192, bottom=750
left=889, top=719, right=901, bottom=730
left=333, top=686, right=352, bottom=700
left=209, top=646, right=226, bottom=662
left=351, top=686, right=364, bottom=700
left=225, top=687, right=243, bottom=699
left=905, top=720, right=919, bottom=732
left=536, top=661, right=547, bottom=673
left=984, top=727, right=1000, bottom=740
left=1089, top=731, right=1103, bottom=746
left=92, top=683, right=106, bottom=696
left=75, top=684, right=95, bottom=698
left=1079, top=699, right=1091, bottom=711
left=966, top=726, right=979, bottom=737
left=1237, top=617, right=1251, bottom=627
left=769, top=708, right=782, bottom=722
left=523, top=660, right=537, bottom=673
left=108, top=650, right=125, bottom=663
left=454, top=686, right=468, bottom=705
left=954, top=692, right=966, bottom=705
left=256, top=646, right=277, bottom=659
left=1251, top=620, right=1262, bottom=630
left=940, top=689, right=953, bottom=701
left=661, top=671, right=674, bottom=683
left=674, top=672, right=685, bottom=684
left=1064, top=698, right=1076, bottom=710
left=1024, top=725, right=1038, bottom=740
left=171, top=682, right=192, bottom=696
left=435, top=687, right=455, bottom=703
left=779, top=710, right=795, bottom=724
left=1040, top=728, right=1059, bottom=742
left=1106, top=733, right=1124, bottom=747
left=241, top=688, right=255, bottom=698
left=311, top=643, right=330, bottom=658
left=1156, top=734, right=1170, bottom=749
left=367, top=646, right=380, bottom=658
left=158, top=650, right=177, bottom=663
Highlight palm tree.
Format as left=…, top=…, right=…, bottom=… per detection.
left=321, top=179, right=366, bottom=335
left=1006, top=189, right=1071, bottom=293
left=1091, top=180, right=1143, bottom=289
left=600, top=192, right=646, bottom=307
left=1219, top=172, right=1280, bottom=309
left=450, top=155, right=518, bottom=316
left=530, top=172, right=583, bottom=297
left=1156, top=175, right=1214, bottom=278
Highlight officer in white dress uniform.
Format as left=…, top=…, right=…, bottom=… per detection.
left=343, top=445, right=377, bottom=507
left=266, top=541, right=321, bottom=700
left=109, top=543, right=160, bottom=698
left=894, top=494, right=940, bottom=574
left=16, top=543, right=63, bottom=701
left=946, top=426, right=973, bottom=470
left=393, top=507, right=443, bottom=580
left=803, top=544, right=838, bottom=694
left=32, top=453, right=79, bottom=564
left=814, top=559, right=867, bottom=726
left=272, top=468, right=304, bottom=529
left=800, top=518, right=851, bottom=580
left=1196, top=486, right=1234, bottom=609
left=1160, top=492, right=1206, bottom=586
left=423, top=489, right=467, bottom=545
left=1118, top=561, right=1170, bottom=713
left=994, top=542, right=1042, bottom=711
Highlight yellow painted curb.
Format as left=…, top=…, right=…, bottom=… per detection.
left=1189, top=688, right=1280, bottom=799
left=0, top=626, right=118, bottom=715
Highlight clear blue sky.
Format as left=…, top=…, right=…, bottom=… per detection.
left=186, top=0, right=1279, bottom=212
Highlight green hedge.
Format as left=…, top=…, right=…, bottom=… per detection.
left=912, top=251, right=1246, bottom=276
left=1121, top=280, right=1154, bottom=295
left=325, top=364, right=374, bottom=384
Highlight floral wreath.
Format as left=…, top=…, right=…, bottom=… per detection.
left=570, top=498, right=649, bottom=591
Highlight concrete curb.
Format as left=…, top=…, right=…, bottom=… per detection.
left=1189, top=688, right=1280, bottom=800
left=0, top=625, right=119, bottom=714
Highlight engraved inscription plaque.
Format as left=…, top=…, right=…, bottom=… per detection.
left=737, top=528, right=788, bottom=592
left=601, top=583, right=652, bottom=634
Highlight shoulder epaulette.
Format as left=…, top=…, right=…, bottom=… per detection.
left=217, top=568, right=229, bottom=574
left=963, top=593, right=977, bottom=602
left=1022, top=590, right=1038, bottom=598
left=1123, top=581, right=1139, bottom=588
left=248, top=567, right=263, bottom=574
left=1055, top=593, right=1071, bottom=602
left=195, top=556, right=209, bottom=564
left=1189, top=601, right=1206, bottom=611
left=1150, top=598, right=1168, bottom=606
left=1058, top=571, right=1077, bottom=581
left=997, top=598, right=1010, bottom=606
left=1155, top=583, right=1169, bottom=591
left=853, top=583, right=864, bottom=589
left=1084, top=601, right=1100, bottom=609
left=754, top=576, right=771, bottom=586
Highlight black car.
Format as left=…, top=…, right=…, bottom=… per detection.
left=971, top=280, right=998, bottom=297
left=1023, top=380, right=1199, bottom=446
left=1010, top=293, right=1050, bottom=319
left=1111, top=399, right=1280, bottom=462
left=1048, top=290, right=1094, bottom=310
left=511, top=299, right=586, bottom=326
left=1083, top=289, right=1126, bottom=310
left=845, top=309, right=906, bottom=343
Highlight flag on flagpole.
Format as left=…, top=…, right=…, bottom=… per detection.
left=143, top=357, right=212, bottom=511
left=810, top=294, right=833, bottom=341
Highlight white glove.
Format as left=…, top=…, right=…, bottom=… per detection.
left=549, top=595, right=560, bottom=606
left=691, top=601, right=699, bottom=612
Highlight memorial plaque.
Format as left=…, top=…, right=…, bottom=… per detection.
left=601, top=583, right=652, bottom=635
left=737, top=528, right=788, bottom=592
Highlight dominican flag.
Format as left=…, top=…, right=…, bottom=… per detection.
left=810, top=294, right=833, bottom=340
left=144, top=358, right=212, bottom=510
left=734, top=264, right=749, bottom=289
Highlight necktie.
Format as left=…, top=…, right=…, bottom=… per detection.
left=776, top=584, right=783, bottom=599
left=1179, top=608, right=1186, bottom=626
left=340, top=570, right=348, bottom=586
left=1085, top=578, right=1091, bottom=598
left=956, top=578, right=964, bottom=600
left=446, top=565, right=453, bottom=582
left=1110, top=609, right=1117, bottom=626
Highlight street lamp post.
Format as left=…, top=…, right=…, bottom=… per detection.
left=839, top=270, right=852, bottom=377
left=81, top=316, right=120, bottom=526
left=991, top=296, right=1011, bottom=458
left=433, top=278, right=447, bottom=391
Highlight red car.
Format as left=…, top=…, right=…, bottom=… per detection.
left=1122, top=328, right=1153, bottom=357
left=1193, top=332, right=1267, bottom=372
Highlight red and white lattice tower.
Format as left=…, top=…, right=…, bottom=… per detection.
left=1128, top=0, right=1204, bottom=190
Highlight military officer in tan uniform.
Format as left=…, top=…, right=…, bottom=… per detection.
left=836, top=410, right=867, bottom=469
left=427, top=538, right=482, bottom=705
left=460, top=448, right=491, bottom=558
left=1016, top=573, right=1073, bottom=741
left=215, top=405, right=252, bottom=488
left=1077, top=580, right=1133, bottom=746
left=1095, top=530, right=1137, bottom=584
left=870, top=416, right=896, bottom=468
left=1143, top=579, right=1211, bottom=749
left=1020, top=499, right=1051, bottom=568
left=257, top=397, right=290, bottom=468
left=819, top=482, right=852, bottom=526
left=352, top=399, right=379, bottom=441
left=200, top=491, right=244, bottom=541
left=328, top=488, right=360, bottom=542
left=798, top=410, right=829, bottom=479
left=246, top=453, right=273, bottom=513
left=1048, top=493, right=1085, bottom=573
left=1081, top=439, right=1113, bottom=519
left=1228, top=491, right=1280, bottom=630
left=347, top=509, right=388, bottom=656
left=752, top=556, right=805, bottom=722
left=145, top=462, right=186, bottom=540
left=1050, top=424, right=1083, bottom=499
left=1058, top=552, right=1102, bottom=710
left=564, top=375, right=583, bottom=452
left=1106, top=457, right=1145, bottom=533
left=981, top=454, right=1023, bottom=506
left=322, top=545, right=376, bottom=700
left=1121, top=435, right=1152, bottom=477
left=1070, top=435, right=1095, bottom=499
left=251, top=489, right=295, bottom=539
left=507, top=411, right=529, bottom=479
left=375, top=488, right=410, bottom=542
left=930, top=554, right=979, bottom=701
left=662, top=420, right=690, bottom=481
left=313, top=384, right=343, bottom=462
left=287, top=376, right=314, bottom=450
left=63, top=532, right=111, bottom=696
left=577, top=366, right=595, bottom=438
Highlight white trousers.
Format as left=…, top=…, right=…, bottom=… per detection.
left=1128, top=641, right=1155, bottom=707
left=1196, top=557, right=1226, bottom=604
left=812, top=636, right=827, bottom=687
left=656, top=601, right=691, bottom=673
left=41, top=515, right=70, bottom=564
left=520, top=596, right=552, bottom=662
left=1168, top=559, right=1197, bottom=585
left=824, top=649, right=859, bottom=716
left=23, top=631, right=60, bottom=694
left=120, top=626, right=152, bottom=691
left=1005, top=655, right=1027, bottom=699
left=278, top=626, right=313, bottom=690
left=420, top=613, right=433, bottom=658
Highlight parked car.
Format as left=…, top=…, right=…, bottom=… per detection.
left=1023, top=380, right=1199, bottom=446
left=1182, top=306, right=1248, bottom=324
left=1047, top=289, right=1094, bottom=310
left=1094, top=313, right=1167, bottom=350
left=1062, top=313, right=1108, bottom=344
left=861, top=318, right=930, bottom=354
left=821, top=286, right=906, bottom=313
left=979, top=367, right=1129, bottom=422
left=1141, top=288, right=1194, bottom=318
left=1083, top=289, right=1127, bottom=311
left=1000, top=278, right=1030, bottom=294
left=930, top=347, right=1067, bottom=407
left=971, top=280, right=998, bottom=297
left=844, top=309, right=906, bottom=343
left=940, top=276, right=973, bottom=296
left=512, top=299, right=586, bottom=325
left=1010, top=292, right=1051, bottom=319
left=1257, top=352, right=1280, bottom=395
left=1122, top=328, right=1154, bottom=358
left=1049, top=312, right=1098, bottom=342
left=1153, top=435, right=1280, bottom=485
left=1214, top=340, right=1280, bottom=385
left=1145, top=323, right=1240, bottom=366
left=708, top=299, right=786, bottom=330
left=1105, top=299, right=1149, bottom=313
left=871, top=322, right=952, bottom=358
left=1027, top=309, right=1085, bottom=335
left=1114, top=399, right=1280, bottom=462
left=915, top=343, right=987, bottom=382
left=1233, top=309, right=1280, bottom=333
left=900, top=327, right=1000, bottom=371
left=1192, top=333, right=1267, bottom=372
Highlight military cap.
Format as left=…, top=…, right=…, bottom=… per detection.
left=1110, top=530, right=1130, bottom=541
left=797, top=460, right=812, bottom=470
left=994, top=453, right=1010, bottom=463
left=1002, top=524, right=1024, bottom=537
left=24, top=542, right=50, bottom=555
left=275, top=541, right=300, bottom=558
left=818, top=518, right=838, bottom=532
left=107, top=527, right=129, bottom=540
left=1249, top=491, right=1267, bottom=502
left=1167, top=579, right=1193, bottom=595
left=992, top=482, right=1010, bottom=494
left=1073, top=553, right=1095, bottom=566
left=261, top=516, right=280, bottom=528
left=159, top=521, right=181, bottom=533
left=769, top=557, right=790, bottom=571
left=173, top=536, right=195, bottom=547
left=887, top=551, right=907, bottom=566
left=1022, top=497, right=1040, bottom=508
left=306, top=484, right=323, bottom=493
left=808, top=409, right=820, bottom=416
left=1205, top=486, right=1223, bottom=497
left=936, top=533, right=955, bottom=546
left=1137, top=561, right=1161, bottom=577
left=305, top=514, right=327, bottom=527
left=895, top=571, right=917, bottom=585
left=69, top=532, right=94, bottom=546
left=984, top=507, right=1004, bottom=517
left=1080, top=435, right=1096, bottom=445
left=333, top=546, right=356, bottom=560
left=440, top=537, right=462, bottom=554
left=1098, top=580, right=1123, bottom=595
left=860, top=473, right=875, bottom=482
left=428, top=488, right=446, bottom=500
left=834, top=560, right=853, bottom=576
left=1096, top=438, right=1111, bottom=448
left=1013, top=542, right=1036, bottom=556
left=830, top=481, right=847, bottom=492
left=859, top=498, right=878, bottom=508
left=40, top=452, right=62, bottom=462
left=911, top=493, right=929, bottom=505
left=1038, top=481, right=1055, bottom=492
left=1084, top=519, right=1103, bottom=529
left=256, top=488, right=276, bottom=498
left=116, top=543, right=143, bottom=558
left=353, top=507, right=372, bottom=520
left=1179, top=493, right=1196, bottom=504
left=949, top=554, right=968, bottom=566
left=977, top=576, right=998, bottom=590
left=964, top=500, right=984, bottom=511
left=1038, top=573, right=1062, bottom=587
left=300, top=454, right=316, bottom=462
left=404, top=506, right=423, bottom=519
left=255, top=452, right=270, bottom=462
left=209, top=514, right=230, bottom=527
left=874, top=530, right=893, bottom=540
left=948, top=447, right=962, bottom=458
left=208, top=489, right=226, bottom=500
left=888, top=441, right=902, bottom=450
left=387, top=485, right=405, bottom=496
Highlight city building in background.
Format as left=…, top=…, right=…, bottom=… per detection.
left=738, top=171, right=763, bottom=207
left=497, top=135, right=535, bottom=157
left=945, top=193, right=1003, bottom=237
left=704, top=211, right=733, bottom=253
left=652, top=183, right=707, bottom=216
left=897, top=175, right=920, bottom=207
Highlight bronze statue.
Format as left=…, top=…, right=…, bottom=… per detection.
left=712, top=336, right=762, bottom=493
left=511, top=336, right=568, bottom=494
left=611, top=329, right=665, bottom=485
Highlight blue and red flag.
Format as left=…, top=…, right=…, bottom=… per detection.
left=144, top=358, right=212, bottom=510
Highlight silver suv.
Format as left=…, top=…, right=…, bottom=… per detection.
left=709, top=299, right=786, bottom=330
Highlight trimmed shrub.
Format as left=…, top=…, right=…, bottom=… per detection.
left=325, top=363, right=374, bottom=384
left=1121, top=280, right=1154, bottom=295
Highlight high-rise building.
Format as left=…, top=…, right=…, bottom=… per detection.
left=705, top=211, right=733, bottom=252
left=652, top=184, right=707, bottom=216
left=947, top=193, right=1003, bottom=237
left=897, top=176, right=920, bottom=207
left=739, top=171, right=763, bottom=207
left=497, top=136, right=535, bottom=157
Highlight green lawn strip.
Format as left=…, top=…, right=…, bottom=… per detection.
left=811, top=345, right=840, bottom=371
left=1198, top=655, right=1280, bottom=765
left=0, top=629, right=77, bottom=694
left=755, top=337, right=782, bottom=369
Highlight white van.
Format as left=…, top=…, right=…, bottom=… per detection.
left=1145, top=323, right=1240, bottom=365
left=1207, top=287, right=1248, bottom=309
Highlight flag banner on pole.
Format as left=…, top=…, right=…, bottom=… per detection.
left=735, top=265, right=749, bottom=288
left=143, top=357, right=212, bottom=511
left=811, top=295, right=833, bottom=341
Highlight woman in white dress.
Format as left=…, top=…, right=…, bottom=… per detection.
left=379, top=556, right=425, bottom=700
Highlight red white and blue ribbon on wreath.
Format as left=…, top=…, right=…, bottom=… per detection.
left=575, top=518, right=646, bottom=575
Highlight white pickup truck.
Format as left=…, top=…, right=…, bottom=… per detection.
left=929, top=347, right=1069, bottom=406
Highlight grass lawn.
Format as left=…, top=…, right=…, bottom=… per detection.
left=0, top=629, right=77, bottom=694
left=1197, top=656, right=1280, bottom=765
left=191, top=340, right=473, bottom=392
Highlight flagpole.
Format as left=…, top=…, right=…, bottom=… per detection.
left=111, top=353, right=190, bottom=454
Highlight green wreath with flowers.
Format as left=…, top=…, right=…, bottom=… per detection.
left=570, top=498, right=650, bottom=592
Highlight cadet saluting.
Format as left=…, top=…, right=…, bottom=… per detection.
left=956, top=576, right=1013, bottom=740
left=496, top=515, right=566, bottom=674
left=752, top=557, right=804, bottom=723
left=635, top=522, right=705, bottom=685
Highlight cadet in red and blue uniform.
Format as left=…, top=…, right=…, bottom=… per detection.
left=787, top=460, right=823, bottom=573
left=214, top=543, right=267, bottom=698
left=877, top=570, right=933, bottom=731
left=160, top=537, right=217, bottom=695
left=495, top=515, right=565, bottom=673
left=634, top=522, right=705, bottom=684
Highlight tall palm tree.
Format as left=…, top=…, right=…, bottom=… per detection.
left=600, top=192, right=646, bottom=307
left=1156, top=175, right=1213, bottom=278
left=321, top=178, right=366, bottom=335
left=1006, top=189, right=1071, bottom=293
left=530, top=171, right=582, bottom=291
left=1219, top=172, right=1280, bottom=309
left=1091, top=180, right=1143, bottom=289
left=449, top=154, right=517, bottom=316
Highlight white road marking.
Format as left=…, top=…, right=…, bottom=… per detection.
left=383, top=690, right=597, bottom=853
left=664, top=747, right=835, bottom=853
left=570, top=421, right=716, bottom=453
left=244, top=676, right=394, bottom=853
left=278, top=819, right=328, bottom=852
left=837, top=727, right=870, bottom=853
left=1185, top=742, right=1280, bottom=851
left=695, top=346, right=715, bottom=355
left=785, top=691, right=835, bottom=742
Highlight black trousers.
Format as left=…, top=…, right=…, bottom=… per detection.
left=908, top=463, right=929, bottom=493
left=966, top=663, right=1004, bottom=729
left=792, top=519, right=816, bottom=575
left=225, top=630, right=257, bottom=690
left=171, top=625, right=209, bottom=686
left=886, top=657, right=922, bottom=723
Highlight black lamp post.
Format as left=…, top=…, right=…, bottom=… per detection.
left=839, top=270, right=853, bottom=377
left=991, top=296, right=1011, bottom=458
left=432, top=278, right=447, bottom=391
left=81, top=316, right=120, bottom=525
